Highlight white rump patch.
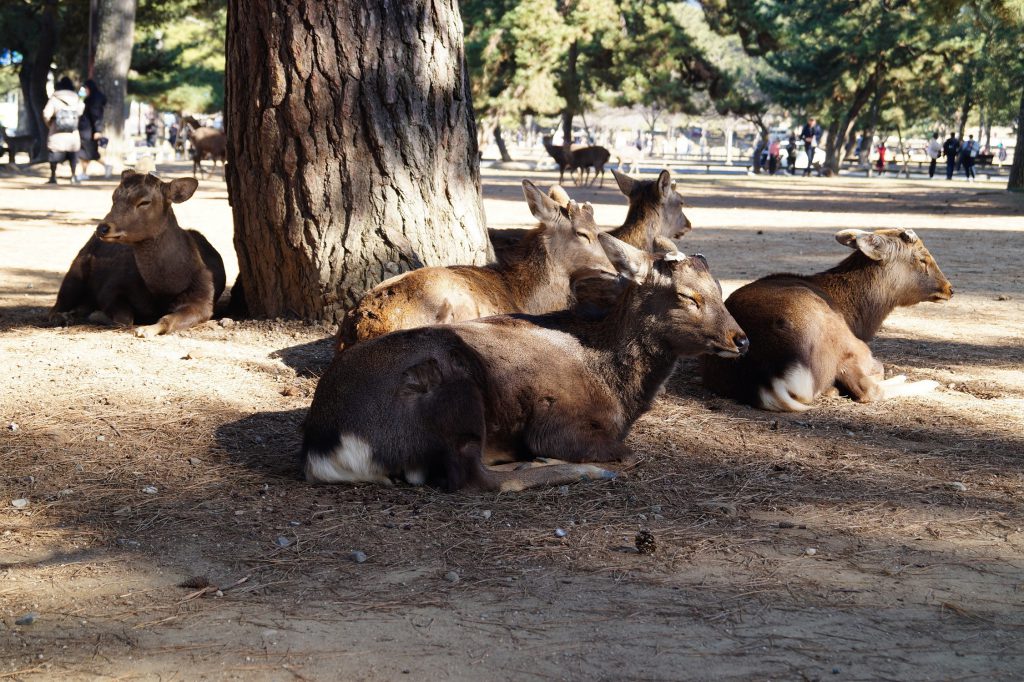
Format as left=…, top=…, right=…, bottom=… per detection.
left=879, top=375, right=940, bottom=400
left=305, top=434, right=391, bottom=485
left=758, top=364, right=816, bottom=412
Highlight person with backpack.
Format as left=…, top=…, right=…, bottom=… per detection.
left=961, top=134, right=977, bottom=181
left=42, top=76, right=84, bottom=185
left=942, top=132, right=959, bottom=180
left=926, top=132, right=942, bottom=178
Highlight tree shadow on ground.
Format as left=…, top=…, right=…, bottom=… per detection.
left=269, top=337, right=335, bottom=378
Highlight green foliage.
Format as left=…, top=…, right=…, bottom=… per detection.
left=612, top=1, right=726, bottom=115
left=129, top=7, right=226, bottom=113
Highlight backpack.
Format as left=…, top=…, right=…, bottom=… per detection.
left=54, top=106, right=78, bottom=133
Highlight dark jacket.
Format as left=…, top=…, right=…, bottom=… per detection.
left=78, top=81, right=106, bottom=137
left=942, top=137, right=959, bottom=159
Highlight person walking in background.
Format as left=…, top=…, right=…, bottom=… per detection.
left=799, top=116, right=821, bottom=176
left=876, top=141, right=887, bottom=174
left=42, top=76, right=84, bottom=185
left=962, top=134, right=977, bottom=181
left=943, top=132, right=959, bottom=180
left=926, top=132, right=942, bottom=178
left=75, top=79, right=106, bottom=181
left=786, top=134, right=797, bottom=175
left=145, top=119, right=158, bottom=147
left=768, top=136, right=781, bottom=174
left=997, top=143, right=1008, bottom=165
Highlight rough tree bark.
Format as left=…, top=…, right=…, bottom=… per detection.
left=560, top=39, right=579, bottom=145
left=21, top=0, right=57, bottom=161
left=93, top=0, right=137, bottom=166
left=225, top=1, right=490, bottom=321
left=1008, top=86, right=1024, bottom=192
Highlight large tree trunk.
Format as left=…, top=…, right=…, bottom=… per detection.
left=560, top=39, right=579, bottom=145
left=225, top=0, right=490, bottom=322
left=24, top=0, right=57, bottom=162
left=93, top=0, right=137, bottom=169
left=1008, top=86, right=1024, bottom=192
left=494, top=122, right=513, bottom=162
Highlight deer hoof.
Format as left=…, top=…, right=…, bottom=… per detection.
left=133, top=324, right=163, bottom=339
left=575, top=464, right=617, bottom=481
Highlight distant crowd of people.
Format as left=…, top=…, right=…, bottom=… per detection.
left=752, top=114, right=1009, bottom=181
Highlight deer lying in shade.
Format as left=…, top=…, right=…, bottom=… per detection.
left=336, top=180, right=610, bottom=350
left=702, top=228, right=953, bottom=411
left=50, top=171, right=226, bottom=338
left=303, top=234, right=748, bottom=492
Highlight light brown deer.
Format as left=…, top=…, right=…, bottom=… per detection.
left=336, top=180, right=611, bottom=350
left=702, top=228, right=952, bottom=411
left=303, top=234, right=748, bottom=492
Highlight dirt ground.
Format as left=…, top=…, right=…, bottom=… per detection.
left=1, top=161, right=1023, bottom=681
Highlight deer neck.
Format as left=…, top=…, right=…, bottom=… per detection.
left=811, top=254, right=899, bottom=341
left=500, top=235, right=571, bottom=314
left=613, top=202, right=658, bottom=251
left=132, top=215, right=195, bottom=297
left=571, top=288, right=679, bottom=424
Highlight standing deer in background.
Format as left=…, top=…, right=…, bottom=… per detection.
left=336, top=181, right=611, bottom=350
left=184, top=123, right=226, bottom=178
left=50, top=171, right=226, bottom=338
left=702, top=228, right=953, bottom=411
left=541, top=135, right=611, bottom=187
left=304, top=233, right=748, bottom=492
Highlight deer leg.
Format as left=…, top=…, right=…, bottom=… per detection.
left=135, top=275, right=215, bottom=338
left=474, top=460, right=617, bottom=493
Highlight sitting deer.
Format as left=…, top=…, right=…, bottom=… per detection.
left=702, top=228, right=953, bottom=411
left=50, top=171, right=226, bottom=337
left=336, top=180, right=610, bottom=350
left=520, top=170, right=689, bottom=261
left=304, top=233, right=748, bottom=492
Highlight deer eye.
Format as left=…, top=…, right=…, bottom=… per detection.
left=136, top=199, right=151, bottom=208
left=575, top=231, right=591, bottom=242
left=677, top=293, right=699, bottom=309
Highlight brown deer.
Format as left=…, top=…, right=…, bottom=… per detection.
left=185, top=124, right=226, bottom=178
left=702, top=228, right=953, bottom=411
left=606, top=170, right=692, bottom=250
left=336, top=180, right=611, bottom=350
left=303, top=234, right=748, bottom=492
left=50, top=171, right=226, bottom=338
left=541, top=135, right=611, bottom=187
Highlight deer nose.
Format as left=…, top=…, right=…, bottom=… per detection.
left=97, top=222, right=112, bottom=236
left=733, top=333, right=750, bottom=355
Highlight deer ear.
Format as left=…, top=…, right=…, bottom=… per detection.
left=598, top=232, right=650, bottom=281
left=164, top=177, right=199, bottom=204
left=835, top=229, right=886, bottom=261
left=656, top=169, right=672, bottom=198
left=547, top=185, right=571, bottom=208
left=523, top=179, right=562, bottom=226
left=612, top=169, right=636, bottom=196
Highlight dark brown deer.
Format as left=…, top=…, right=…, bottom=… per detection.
left=50, top=171, right=226, bottom=338
left=185, top=125, right=226, bottom=178
left=702, top=228, right=953, bottom=411
left=541, top=135, right=611, bottom=187
left=336, top=180, right=611, bottom=350
left=303, top=234, right=748, bottom=492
